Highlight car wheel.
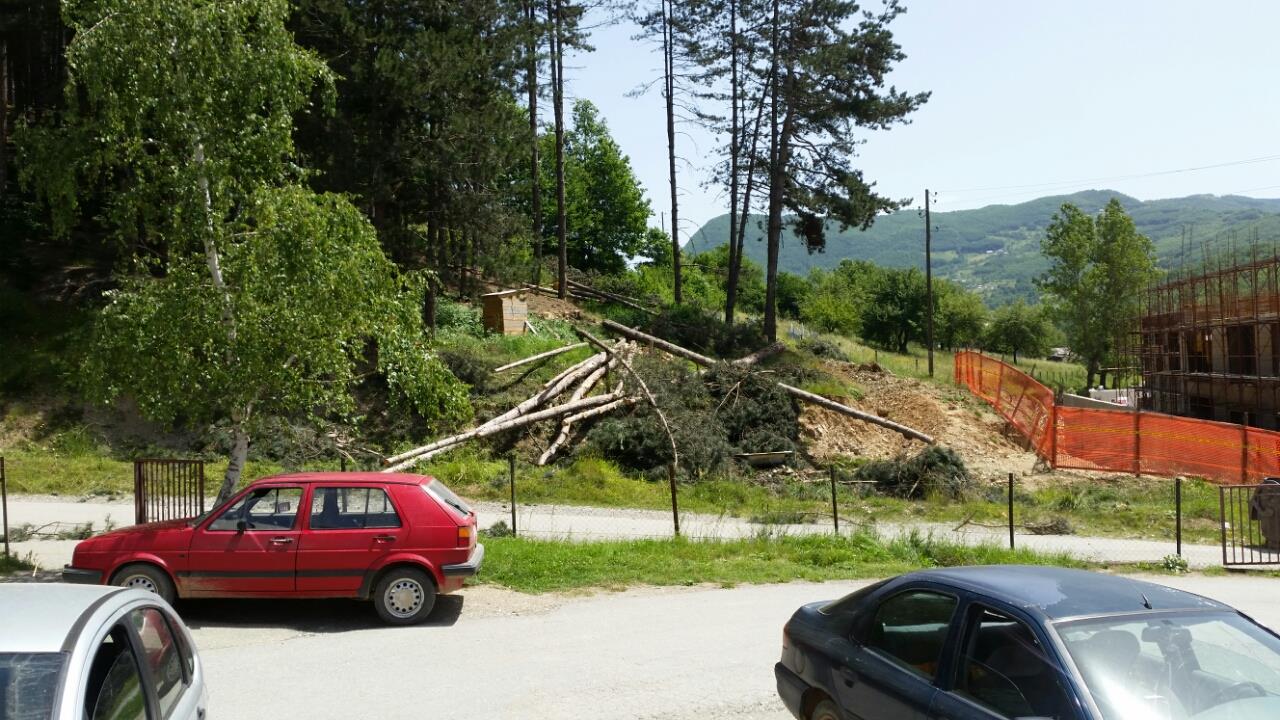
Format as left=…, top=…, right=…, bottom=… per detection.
left=809, top=699, right=840, bottom=720
left=111, top=563, right=177, bottom=605
left=373, top=568, right=437, bottom=625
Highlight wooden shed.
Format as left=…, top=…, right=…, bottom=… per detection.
left=481, top=289, right=529, bottom=335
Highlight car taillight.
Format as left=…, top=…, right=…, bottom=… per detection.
left=782, top=624, right=791, bottom=648
left=457, top=525, right=473, bottom=547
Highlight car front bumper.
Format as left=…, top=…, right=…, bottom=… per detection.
left=442, top=543, right=485, bottom=577
left=62, top=566, right=104, bottom=584
left=775, top=662, right=808, bottom=720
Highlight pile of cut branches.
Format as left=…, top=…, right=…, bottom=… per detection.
left=382, top=341, right=640, bottom=472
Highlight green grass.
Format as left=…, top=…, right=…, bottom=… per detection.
left=0, top=552, right=36, bottom=575
left=426, top=450, right=1218, bottom=545
left=475, top=531, right=1086, bottom=593
left=0, top=448, right=339, bottom=497
left=778, top=319, right=1089, bottom=393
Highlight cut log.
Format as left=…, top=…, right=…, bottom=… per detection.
left=492, top=342, right=587, bottom=373
left=537, top=370, right=627, bottom=466
left=778, top=383, right=934, bottom=444
left=382, top=353, right=606, bottom=467
left=601, top=320, right=716, bottom=366
left=566, top=280, right=656, bottom=314
left=733, top=341, right=785, bottom=367
left=536, top=357, right=617, bottom=466
left=600, top=320, right=933, bottom=444
left=381, top=392, right=627, bottom=473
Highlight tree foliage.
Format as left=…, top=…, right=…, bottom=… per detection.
left=1037, top=198, right=1158, bottom=385
left=983, top=299, right=1051, bottom=362
left=19, top=0, right=469, bottom=500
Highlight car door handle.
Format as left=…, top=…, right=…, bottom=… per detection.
left=269, top=536, right=294, bottom=545
left=373, top=535, right=396, bottom=543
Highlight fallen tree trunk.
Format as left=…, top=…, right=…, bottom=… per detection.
left=600, top=320, right=933, bottom=444
left=566, top=279, right=656, bottom=314
left=538, top=368, right=624, bottom=466
left=733, top=341, right=785, bottom=367
left=382, top=352, right=607, bottom=467
left=383, top=392, right=627, bottom=472
left=601, top=320, right=716, bottom=366
left=492, top=342, right=587, bottom=373
left=778, top=383, right=934, bottom=444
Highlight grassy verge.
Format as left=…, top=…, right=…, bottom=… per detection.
left=475, top=531, right=1086, bottom=593
left=0, top=553, right=36, bottom=575
left=0, top=448, right=332, bottom=497
left=427, top=452, right=1222, bottom=545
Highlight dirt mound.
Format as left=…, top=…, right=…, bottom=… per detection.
left=800, top=361, right=1036, bottom=481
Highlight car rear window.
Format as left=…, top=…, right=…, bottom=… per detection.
left=0, top=652, right=65, bottom=720
left=425, top=479, right=472, bottom=516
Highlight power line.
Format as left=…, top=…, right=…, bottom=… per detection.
left=939, top=153, right=1280, bottom=195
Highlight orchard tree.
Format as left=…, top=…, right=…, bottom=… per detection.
left=935, top=282, right=988, bottom=351
left=1037, top=198, right=1157, bottom=387
left=19, top=0, right=468, bottom=502
left=860, top=266, right=926, bottom=353
left=984, top=300, right=1052, bottom=362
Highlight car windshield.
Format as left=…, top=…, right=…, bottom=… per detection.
left=1058, top=611, right=1280, bottom=720
left=426, top=479, right=472, bottom=516
left=0, top=652, right=66, bottom=720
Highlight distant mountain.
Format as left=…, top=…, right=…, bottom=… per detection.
left=683, top=190, right=1280, bottom=306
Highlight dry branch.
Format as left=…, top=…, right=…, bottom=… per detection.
left=492, top=343, right=587, bottom=373
left=566, top=279, right=656, bottom=314
left=600, top=320, right=934, bottom=444
left=383, top=392, right=627, bottom=472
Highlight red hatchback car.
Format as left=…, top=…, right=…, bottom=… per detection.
left=62, top=473, right=483, bottom=624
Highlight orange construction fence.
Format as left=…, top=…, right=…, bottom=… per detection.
left=954, top=351, right=1280, bottom=485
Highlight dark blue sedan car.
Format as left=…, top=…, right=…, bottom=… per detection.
left=776, top=566, right=1280, bottom=720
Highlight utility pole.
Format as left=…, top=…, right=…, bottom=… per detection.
left=925, top=188, right=935, bottom=377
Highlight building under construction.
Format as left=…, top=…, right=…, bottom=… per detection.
left=1137, top=248, right=1280, bottom=429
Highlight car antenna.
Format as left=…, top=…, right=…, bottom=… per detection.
left=1141, top=592, right=1152, bottom=609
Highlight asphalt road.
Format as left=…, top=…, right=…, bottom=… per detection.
left=178, top=574, right=1280, bottom=720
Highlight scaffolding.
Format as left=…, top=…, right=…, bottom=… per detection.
left=1136, top=241, right=1280, bottom=429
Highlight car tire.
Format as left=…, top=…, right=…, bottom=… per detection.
left=809, top=699, right=840, bottom=720
left=111, top=563, right=177, bottom=605
left=373, top=567, right=437, bottom=625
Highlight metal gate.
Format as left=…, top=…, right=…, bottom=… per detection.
left=134, top=459, right=205, bottom=525
left=1220, top=481, right=1280, bottom=566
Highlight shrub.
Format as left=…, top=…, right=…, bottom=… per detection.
left=855, top=445, right=974, bottom=500
left=435, top=299, right=482, bottom=334
left=646, top=305, right=765, bottom=359
left=798, top=337, right=850, bottom=362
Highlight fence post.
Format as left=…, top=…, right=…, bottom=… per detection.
left=1, top=457, right=8, bottom=561
left=508, top=454, right=517, bottom=537
left=1133, top=406, right=1142, bottom=477
left=1175, top=477, right=1183, bottom=558
left=997, top=363, right=1006, bottom=412
left=668, top=462, right=681, bottom=537
left=1049, top=403, right=1059, bottom=468
left=1241, top=413, right=1250, bottom=484
left=1008, top=472, right=1015, bottom=550
left=830, top=467, right=840, bottom=535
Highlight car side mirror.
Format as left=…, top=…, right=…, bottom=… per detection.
left=236, top=519, right=248, bottom=533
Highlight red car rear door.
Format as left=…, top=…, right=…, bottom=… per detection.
left=184, top=484, right=305, bottom=595
left=295, top=484, right=409, bottom=593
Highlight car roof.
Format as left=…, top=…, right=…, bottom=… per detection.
left=251, top=472, right=434, bottom=486
left=0, top=584, right=129, bottom=653
left=905, top=566, right=1230, bottom=621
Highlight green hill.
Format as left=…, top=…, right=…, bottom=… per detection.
left=684, top=190, right=1280, bottom=305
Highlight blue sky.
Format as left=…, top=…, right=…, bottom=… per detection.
left=562, top=0, right=1280, bottom=245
